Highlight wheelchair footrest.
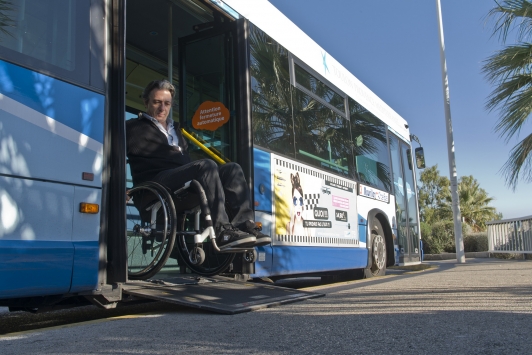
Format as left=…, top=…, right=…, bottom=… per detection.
left=216, top=247, right=255, bottom=253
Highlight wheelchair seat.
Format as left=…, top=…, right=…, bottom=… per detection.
left=126, top=180, right=257, bottom=280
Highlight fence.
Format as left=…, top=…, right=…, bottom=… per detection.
left=486, top=215, right=532, bottom=254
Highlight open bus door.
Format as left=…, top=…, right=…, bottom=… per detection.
left=108, top=0, right=322, bottom=314
left=388, top=134, right=421, bottom=264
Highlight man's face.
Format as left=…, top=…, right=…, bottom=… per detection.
left=145, top=89, right=172, bottom=123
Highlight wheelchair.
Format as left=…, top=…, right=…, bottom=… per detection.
left=126, top=180, right=258, bottom=280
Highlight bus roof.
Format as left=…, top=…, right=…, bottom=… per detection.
left=218, top=0, right=411, bottom=142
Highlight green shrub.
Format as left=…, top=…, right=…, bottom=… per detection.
left=422, top=220, right=471, bottom=254
left=492, top=253, right=518, bottom=259
left=420, top=222, right=435, bottom=254
left=422, top=220, right=454, bottom=254
left=463, top=232, right=488, bottom=252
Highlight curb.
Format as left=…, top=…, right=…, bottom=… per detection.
left=423, top=251, right=490, bottom=260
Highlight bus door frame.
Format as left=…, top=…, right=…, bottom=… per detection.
left=104, top=0, right=127, bottom=285
left=177, top=17, right=253, bottom=192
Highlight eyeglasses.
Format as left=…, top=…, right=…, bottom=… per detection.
left=293, top=197, right=304, bottom=206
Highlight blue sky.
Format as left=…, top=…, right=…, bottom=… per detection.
left=268, top=0, right=532, bottom=219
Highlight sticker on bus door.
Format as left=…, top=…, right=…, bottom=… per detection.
left=192, top=101, right=229, bottom=131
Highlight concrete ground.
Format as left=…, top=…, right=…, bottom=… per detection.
left=1, top=258, right=531, bottom=355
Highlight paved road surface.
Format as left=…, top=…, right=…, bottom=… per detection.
left=1, top=258, right=531, bottom=354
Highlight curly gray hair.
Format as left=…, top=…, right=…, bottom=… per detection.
left=141, top=80, right=176, bottom=102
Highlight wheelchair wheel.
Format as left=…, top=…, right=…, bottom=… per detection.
left=176, top=216, right=235, bottom=276
left=126, top=182, right=177, bottom=280
left=243, top=249, right=258, bottom=263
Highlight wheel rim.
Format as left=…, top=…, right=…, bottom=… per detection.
left=127, top=205, right=167, bottom=276
left=126, top=184, right=174, bottom=278
left=189, top=247, right=205, bottom=265
left=372, top=234, right=386, bottom=271
left=177, top=217, right=234, bottom=276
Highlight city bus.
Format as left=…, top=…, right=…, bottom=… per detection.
left=0, top=0, right=424, bottom=310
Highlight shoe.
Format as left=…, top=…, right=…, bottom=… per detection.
left=239, top=220, right=272, bottom=247
left=216, top=224, right=256, bottom=250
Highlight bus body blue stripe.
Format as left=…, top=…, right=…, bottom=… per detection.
left=70, top=241, right=99, bottom=293
left=358, top=214, right=367, bottom=243
left=0, top=240, right=99, bottom=298
left=0, top=60, right=104, bottom=143
left=0, top=240, right=73, bottom=299
left=253, top=246, right=368, bottom=277
left=253, top=148, right=273, bottom=213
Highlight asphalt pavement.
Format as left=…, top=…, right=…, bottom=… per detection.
left=1, top=258, right=531, bottom=355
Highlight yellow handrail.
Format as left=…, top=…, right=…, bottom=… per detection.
left=181, top=128, right=226, bottom=165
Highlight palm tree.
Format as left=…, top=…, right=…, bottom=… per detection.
left=249, top=25, right=295, bottom=156
left=483, top=0, right=532, bottom=189
left=0, top=0, right=13, bottom=39
left=417, top=165, right=450, bottom=223
left=441, top=176, right=498, bottom=232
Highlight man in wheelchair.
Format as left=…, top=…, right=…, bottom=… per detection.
left=126, top=80, right=271, bottom=251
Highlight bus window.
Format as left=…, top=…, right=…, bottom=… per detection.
left=293, top=88, right=351, bottom=176
left=249, top=24, right=294, bottom=158
left=0, top=0, right=91, bottom=86
left=293, top=63, right=345, bottom=113
left=349, top=97, right=392, bottom=192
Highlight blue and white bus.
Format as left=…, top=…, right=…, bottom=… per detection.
left=0, top=0, right=424, bottom=310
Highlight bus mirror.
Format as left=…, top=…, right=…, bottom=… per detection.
left=415, top=147, right=426, bottom=169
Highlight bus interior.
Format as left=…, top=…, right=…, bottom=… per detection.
left=121, top=0, right=252, bottom=281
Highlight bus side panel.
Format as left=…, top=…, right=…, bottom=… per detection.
left=252, top=211, right=273, bottom=276
left=0, top=178, right=75, bottom=242
left=0, top=59, right=104, bottom=186
left=270, top=246, right=367, bottom=276
left=70, top=241, right=99, bottom=293
left=358, top=214, right=367, bottom=243
left=70, top=187, right=101, bottom=293
left=252, top=149, right=275, bottom=276
left=253, top=148, right=272, bottom=213
left=0, top=178, right=75, bottom=298
left=0, top=241, right=74, bottom=298
left=0, top=60, right=104, bottom=298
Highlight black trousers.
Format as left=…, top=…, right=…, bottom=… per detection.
left=153, top=159, right=253, bottom=229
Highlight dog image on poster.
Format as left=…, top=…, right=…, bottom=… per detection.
left=286, top=172, right=309, bottom=236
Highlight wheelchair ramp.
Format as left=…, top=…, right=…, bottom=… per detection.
left=123, top=276, right=324, bottom=315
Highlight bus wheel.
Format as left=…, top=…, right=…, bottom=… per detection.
left=366, top=219, right=386, bottom=277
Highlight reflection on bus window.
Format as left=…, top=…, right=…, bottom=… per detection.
left=249, top=24, right=294, bottom=157
left=293, top=88, right=350, bottom=176
left=294, top=63, right=345, bottom=112
left=0, top=0, right=90, bottom=86
left=349, top=97, right=392, bottom=192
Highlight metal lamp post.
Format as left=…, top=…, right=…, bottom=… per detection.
left=435, top=0, right=465, bottom=263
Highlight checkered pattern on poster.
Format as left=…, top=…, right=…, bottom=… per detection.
left=304, top=194, right=320, bottom=211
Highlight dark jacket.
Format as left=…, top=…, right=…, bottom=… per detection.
left=126, top=113, right=191, bottom=185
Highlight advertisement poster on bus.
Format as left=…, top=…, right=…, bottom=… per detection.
left=272, top=154, right=358, bottom=247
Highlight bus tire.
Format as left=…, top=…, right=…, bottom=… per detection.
left=365, top=218, right=387, bottom=278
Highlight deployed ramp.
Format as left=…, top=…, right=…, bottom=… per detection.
left=123, top=276, right=324, bottom=314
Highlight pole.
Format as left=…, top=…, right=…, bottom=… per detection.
left=168, top=3, right=173, bottom=118
left=435, top=0, right=465, bottom=263
left=168, top=2, right=173, bottom=84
